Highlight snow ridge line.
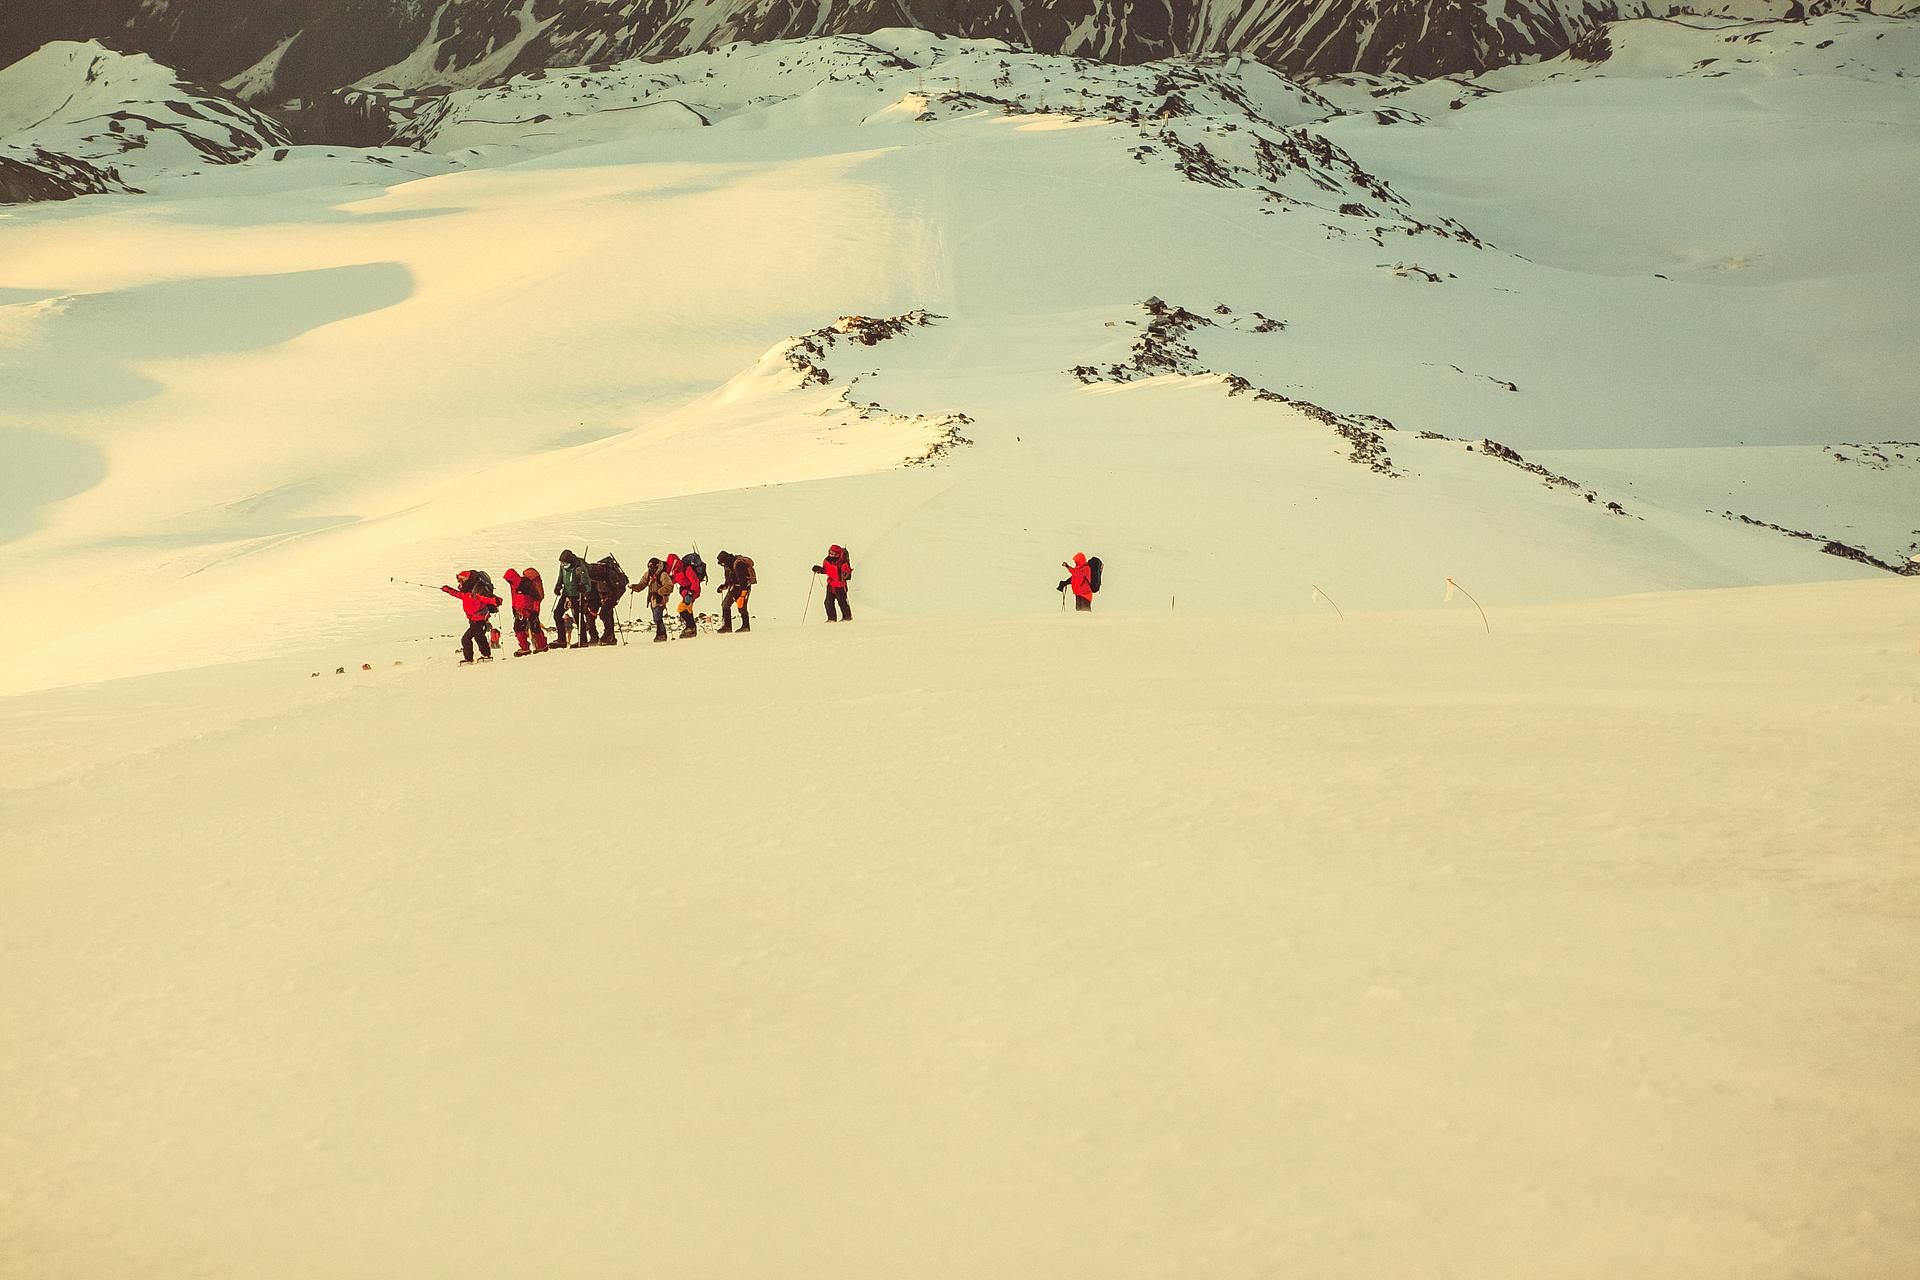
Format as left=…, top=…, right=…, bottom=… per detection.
left=780, top=309, right=977, bottom=468
left=1071, top=296, right=1639, bottom=512
left=1070, top=296, right=1402, bottom=474
left=1720, top=511, right=1920, bottom=576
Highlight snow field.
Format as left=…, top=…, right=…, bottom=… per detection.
left=4, top=18, right=1919, bottom=697
left=2, top=579, right=1916, bottom=1278
left=2, top=20, right=1918, bottom=1272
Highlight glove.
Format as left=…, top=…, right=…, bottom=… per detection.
left=1057, top=580, right=1069, bottom=592
left=812, top=565, right=824, bottom=574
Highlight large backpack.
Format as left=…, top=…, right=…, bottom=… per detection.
left=595, top=555, right=628, bottom=598
left=520, top=567, right=544, bottom=602
left=683, top=551, right=708, bottom=583
left=462, top=569, right=500, bottom=613
left=1087, top=557, right=1103, bottom=594
left=736, top=555, right=756, bottom=586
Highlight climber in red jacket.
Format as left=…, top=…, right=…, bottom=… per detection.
left=1058, top=553, right=1093, bottom=612
left=812, top=544, right=853, bottom=622
left=668, top=553, right=702, bottom=638
left=442, top=571, right=502, bottom=662
left=503, top=566, right=548, bottom=655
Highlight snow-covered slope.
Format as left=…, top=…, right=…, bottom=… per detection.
left=0, top=41, right=291, bottom=201
left=3, top=16, right=1915, bottom=694
left=3, top=581, right=1916, bottom=1278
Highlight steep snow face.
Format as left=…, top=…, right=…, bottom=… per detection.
left=5, top=0, right=1911, bottom=105
left=0, top=15, right=1917, bottom=694
left=0, top=41, right=291, bottom=201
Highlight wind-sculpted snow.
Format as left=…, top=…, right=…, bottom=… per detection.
left=0, top=41, right=291, bottom=201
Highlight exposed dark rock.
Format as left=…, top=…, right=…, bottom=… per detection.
left=1723, top=511, right=1920, bottom=575
left=0, top=148, right=131, bottom=201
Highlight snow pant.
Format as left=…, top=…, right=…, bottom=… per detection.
left=554, top=597, right=579, bottom=647
left=514, top=608, right=548, bottom=653
left=651, top=604, right=668, bottom=641
left=597, top=595, right=620, bottom=644
left=825, top=586, right=851, bottom=622
left=1075, top=594, right=1092, bottom=612
left=721, top=586, right=750, bottom=631
left=678, top=595, right=698, bottom=636
left=460, top=619, right=492, bottom=661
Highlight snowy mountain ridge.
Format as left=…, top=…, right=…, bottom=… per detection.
left=4, top=0, right=1908, bottom=110
left=0, top=40, right=289, bottom=200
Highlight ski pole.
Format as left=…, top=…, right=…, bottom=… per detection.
left=391, top=576, right=441, bottom=591
left=1445, top=577, right=1489, bottom=634
left=802, top=571, right=816, bottom=627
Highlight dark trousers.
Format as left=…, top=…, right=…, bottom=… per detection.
left=597, top=595, right=619, bottom=644
left=825, top=587, right=850, bottom=621
left=722, top=586, right=750, bottom=629
left=1075, top=595, right=1092, bottom=612
left=554, top=598, right=577, bottom=646
left=461, top=619, right=492, bottom=660
left=651, top=604, right=668, bottom=639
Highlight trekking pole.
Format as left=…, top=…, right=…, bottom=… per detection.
left=802, top=572, right=816, bottom=627
left=1444, top=577, right=1490, bottom=634
left=1311, top=585, right=1345, bottom=621
left=390, top=577, right=441, bottom=591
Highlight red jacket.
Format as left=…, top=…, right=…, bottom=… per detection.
left=443, top=585, right=500, bottom=622
left=504, top=568, right=542, bottom=615
left=668, top=554, right=701, bottom=601
left=1066, top=553, right=1092, bottom=601
left=819, top=546, right=851, bottom=591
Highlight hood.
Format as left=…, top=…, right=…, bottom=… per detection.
left=1073, top=553, right=1087, bottom=567
left=829, top=545, right=844, bottom=557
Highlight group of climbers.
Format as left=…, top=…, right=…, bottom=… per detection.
left=442, top=544, right=1099, bottom=659
left=439, top=543, right=842, bottom=661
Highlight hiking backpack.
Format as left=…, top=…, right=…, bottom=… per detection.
left=462, top=569, right=500, bottom=613
left=520, top=567, right=544, bottom=602
left=683, top=551, right=708, bottom=583
left=1087, top=557, right=1103, bottom=594
left=595, top=555, right=628, bottom=597
left=737, top=556, right=757, bottom=586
